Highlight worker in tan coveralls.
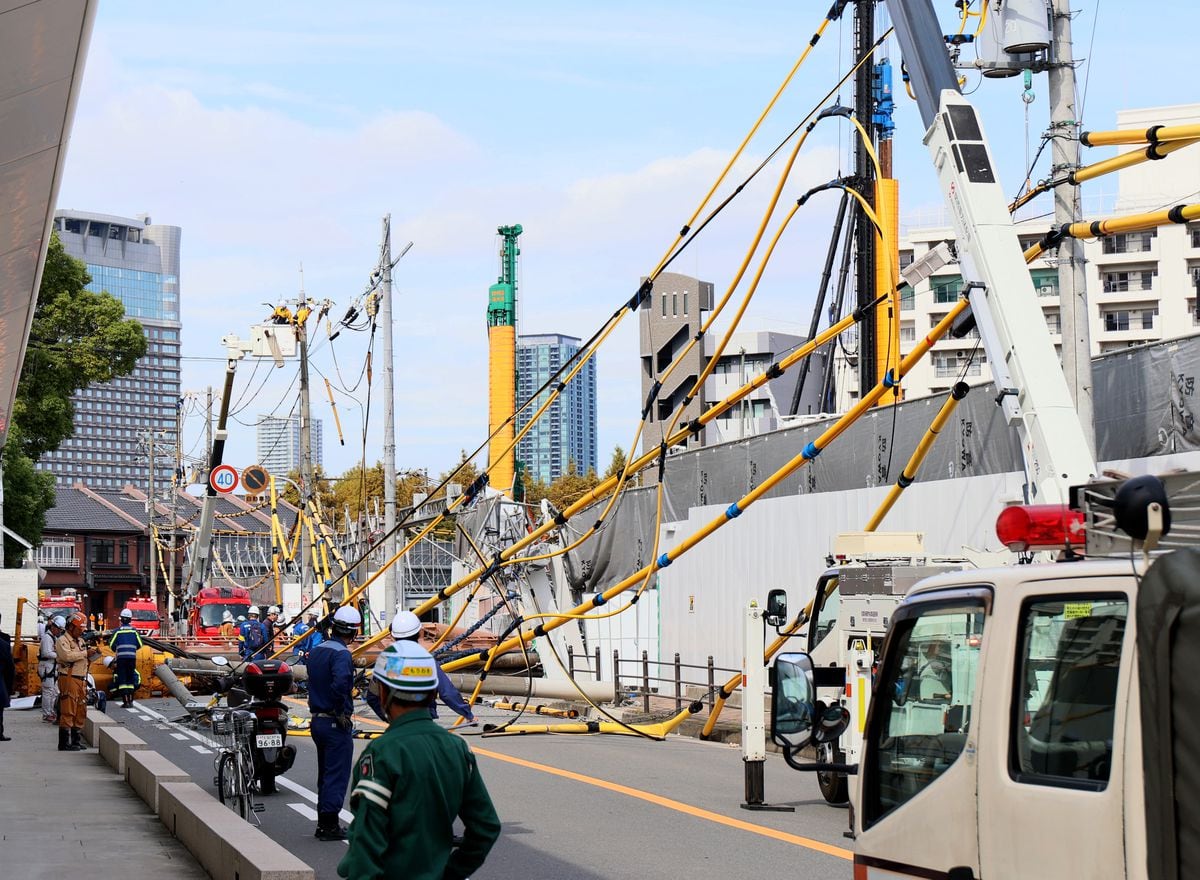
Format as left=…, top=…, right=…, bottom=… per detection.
left=56, top=612, right=95, bottom=752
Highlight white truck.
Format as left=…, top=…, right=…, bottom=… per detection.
left=773, top=471, right=1194, bottom=879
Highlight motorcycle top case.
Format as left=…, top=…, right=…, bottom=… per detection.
left=243, top=659, right=294, bottom=700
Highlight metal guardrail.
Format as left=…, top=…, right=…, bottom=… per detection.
left=566, top=648, right=739, bottom=714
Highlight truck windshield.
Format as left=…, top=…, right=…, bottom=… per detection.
left=199, top=604, right=246, bottom=627
left=864, top=597, right=986, bottom=826
left=130, top=610, right=158, bottom=621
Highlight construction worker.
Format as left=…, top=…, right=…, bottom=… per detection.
left=265, top=605, right=282, bottom=651
left=338, top=641, right=500, bottom=879
left=39, top=615, right=65, bottom=723
left=307, top=605, right=361, bottom=841
left=56, top=612, right=95, bottom=751
left=239, top=606, right=268, bottom=660
left=368, top=610, right=475, bottom=725
left=109, top=609, right=144, bottom=708
left=219, top=610, right=237, bottom=641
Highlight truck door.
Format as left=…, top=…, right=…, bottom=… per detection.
left=977, top=584, right=1131, bottom=878
left=856, top=588, right=989, bottom=879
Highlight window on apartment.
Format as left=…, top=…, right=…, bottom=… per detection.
left=900, top=324, right=916, bottom=343
left=119, top=543, right=129, bottom=565
left=1045, top=311, right=1061, bottom=334
left=1101, top=231, right=1155, bottom=254
left=932, top=276, right=963, bottom=304
left=1104, top=310, right=1130, bottom=331
left=1102, top=268, right=1155, bottom=293
left=672, top=293, right=678, bottom=316
left=93, top=540, right=114, bottom=564
left=1142, top=308, right=1157, bottom=330
left=683, top=293, right=688, bottom=315
left=1188, top=223, right=1200, bottom=248
left=899, top=284, right=914, bottom=312
left=899, top=250, right=914, bottom=270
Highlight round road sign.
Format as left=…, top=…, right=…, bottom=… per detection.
left=209, top=464, right=239, bottom=494
left=242, top=464, right=269, bottom=493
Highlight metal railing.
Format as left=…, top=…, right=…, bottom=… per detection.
left=572, top=649, right=740, bottom=713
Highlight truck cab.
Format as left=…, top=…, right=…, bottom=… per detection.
left=190, top=585, right=251, bottom=643
left=122, top=595, right=161, bottom=637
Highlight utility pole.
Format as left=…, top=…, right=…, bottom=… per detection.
left=205, top=386, right=213, bottom=466
left=167, top=396, right=182, bottom=627
left=298, top=292, right=314, bottom=606
left=1048, top=0, right=1096, bottom=455
left=147, top=431, right=157, bottom=603
left=380, top=216, right=398, bottom=617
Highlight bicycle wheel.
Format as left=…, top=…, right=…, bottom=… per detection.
left=217, top=752, right=239, bottom=810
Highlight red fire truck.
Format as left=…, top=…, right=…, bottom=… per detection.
left=190, top=585, right=252, bottom=643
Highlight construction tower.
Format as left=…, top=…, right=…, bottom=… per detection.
left=486, top=224, right=522, bottom=496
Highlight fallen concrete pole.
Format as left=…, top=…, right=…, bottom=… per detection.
left=445, top=673, right=615, bottom=703
left=154, top=663, right=198, bottom=709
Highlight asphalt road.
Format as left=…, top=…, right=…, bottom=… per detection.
left=116, top=696, right=853, bottom=879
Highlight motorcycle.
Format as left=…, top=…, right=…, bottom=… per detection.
left=229, top=659, right=297, bottom=795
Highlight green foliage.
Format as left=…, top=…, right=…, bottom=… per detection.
left=603, top=445, right=629, bottom=481
left=3, top=234, right=147, bottom=565
left=14, top=234, right=147, bottom=459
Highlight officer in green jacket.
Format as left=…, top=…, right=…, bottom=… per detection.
left=338, top=641, right=500, bottom=880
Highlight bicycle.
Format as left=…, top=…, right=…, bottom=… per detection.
left=211, top=707, right=261, bottom=822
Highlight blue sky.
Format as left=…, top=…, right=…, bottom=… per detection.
left=56, top=2, right=1197, bottom=485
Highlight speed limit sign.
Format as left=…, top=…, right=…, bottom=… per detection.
left=209, top=464, right=239, bottom=494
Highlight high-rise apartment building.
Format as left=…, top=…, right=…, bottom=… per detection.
left=515, top=334, right=597, bottom=484
left=838, top=103, right=1200, bottom=404
left=256, top=415, right=323, bottom=477
left=39, top=211, right=181, bottom=489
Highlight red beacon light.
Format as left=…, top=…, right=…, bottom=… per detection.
left=995, top=504, right=1085, bottom=553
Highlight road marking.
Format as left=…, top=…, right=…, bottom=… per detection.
left=473, top=747, right=853, bottom=861
left=191, top=745, right=212, bottom=754
left=170, top=733, right=189, bottom=741
left=287, top=802, right=318, bottom=820
left=274, top=774, right=355, bottom=825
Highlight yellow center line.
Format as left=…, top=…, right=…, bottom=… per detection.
left=473, top=746, right=852, bottom=861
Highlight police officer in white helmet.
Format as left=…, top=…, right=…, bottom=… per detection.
left=307, top=605, right=361, bottom=841
left=367, top=609, right=475, bottom=725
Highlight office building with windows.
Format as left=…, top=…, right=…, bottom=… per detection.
left=515, top=333, right=597, bottom=484
left=256, top=414, right=323, bottom=477
left=837, top=103, right=1200, bottom=404
left=39, top=211, right=181, bottom=489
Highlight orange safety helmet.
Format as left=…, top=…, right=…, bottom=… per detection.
left=67, top=612, right=87, bottom=632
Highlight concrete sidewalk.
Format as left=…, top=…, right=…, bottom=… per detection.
left=0, top=708, right=208, bottom=879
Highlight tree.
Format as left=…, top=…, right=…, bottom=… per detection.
left=433, top=451, right=481, bottom=499
left=543, top=460, right=600, bottom=512
left=603, top=445, right=629, bottom=481
left=3, top=234, right=147, bottom=565
left=281, top=465, right=337, bottom=514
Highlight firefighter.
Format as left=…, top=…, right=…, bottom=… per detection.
left=307, top=605, right=361, bottom=841
left=367, top=610, right=475, bottom=725
left=56, top=612, right=95, bottom=751
left=218, top=610, right=237, bottom=641
left=109, top=609, right=144, bottom=708
left=39, top=615, right=65, bottom=723
left=0, top=615, right=13, bottom=742
left=338, top=640, right=500, bottom=879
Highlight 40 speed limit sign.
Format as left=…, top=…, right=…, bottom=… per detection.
left=209, top=464, right=239, bottom=494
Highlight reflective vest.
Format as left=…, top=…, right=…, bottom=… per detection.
left=108, top=625, right=143, bottom=660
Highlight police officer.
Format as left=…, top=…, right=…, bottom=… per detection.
left=307, top=605, right=361, bottom=840
left=39, top=615, right=65, bottom=723
left=338, top=641, right=500, bottom=879
left=367, top=610, right=475, bottom=725
left=109, top=609, right=144, bottom=708
left=239, top=606, right=267, bottom=660
left=56, top=612, right=95, bottom=751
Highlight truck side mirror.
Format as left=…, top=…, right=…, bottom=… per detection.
left=765, top=589, right=788, bottom=628
left=771, top=652, right=817, bottom=750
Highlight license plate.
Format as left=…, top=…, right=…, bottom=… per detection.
left=256, top=734, right=283, bottom=749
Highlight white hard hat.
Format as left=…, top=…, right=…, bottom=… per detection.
left=268, top=605, right=280, bottom=615
left=120, top=608, right=133, bottom=620
left=222, top=611, right=234, bottom=622
left=52, top=615, right=66, bottom=629
left=331, top=605, right=362, bottom=637
left=248, top=606, right=260, bottom=616
left=373, top=642, right=438, bottom=698
left=391, top=610, right=422, bottom=639
left=237, top=615, right=246, bottom=622
left=103, top=655, right=115, bottom=667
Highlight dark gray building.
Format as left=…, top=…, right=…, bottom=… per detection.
left=639, top=272, right=713, bottom=456
left=39, top=211, right=181, bottom=489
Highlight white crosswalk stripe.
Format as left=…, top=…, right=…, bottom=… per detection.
left=286, top=802, right=318, bottom=820
left=190, top=744, right=212, bottom=754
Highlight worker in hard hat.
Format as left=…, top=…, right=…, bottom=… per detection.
left=265, top=605, right=282, bottom=652
left=368, top=610, right=475, bottom=726
left=55, top=613, right=96, bottom=751
left=219, top=610, right=237, bottom=641
left=0, top=613, right=13, bottom=742
left=292, top=612, right=322, bottom=664
left=109, top=609, right=144, bottom=708
left=307, top=605, right=362, bottom=841
left=39, top=615, right=65, bottom=723
left=338, top=641, right=500, bottom=879
left=239, top=606, right=268, bottom=660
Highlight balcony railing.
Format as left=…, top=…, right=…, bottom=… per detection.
left=1102, top=280, right=1155, bottom=293
left=35, top=551, right=79, bottom=569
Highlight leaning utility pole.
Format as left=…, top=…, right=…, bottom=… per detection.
left=1048, top=0, right=1096, bottom=455
left=380, top=216, right=398, bottom=617
left=298, top=295, right=314, bottom=605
